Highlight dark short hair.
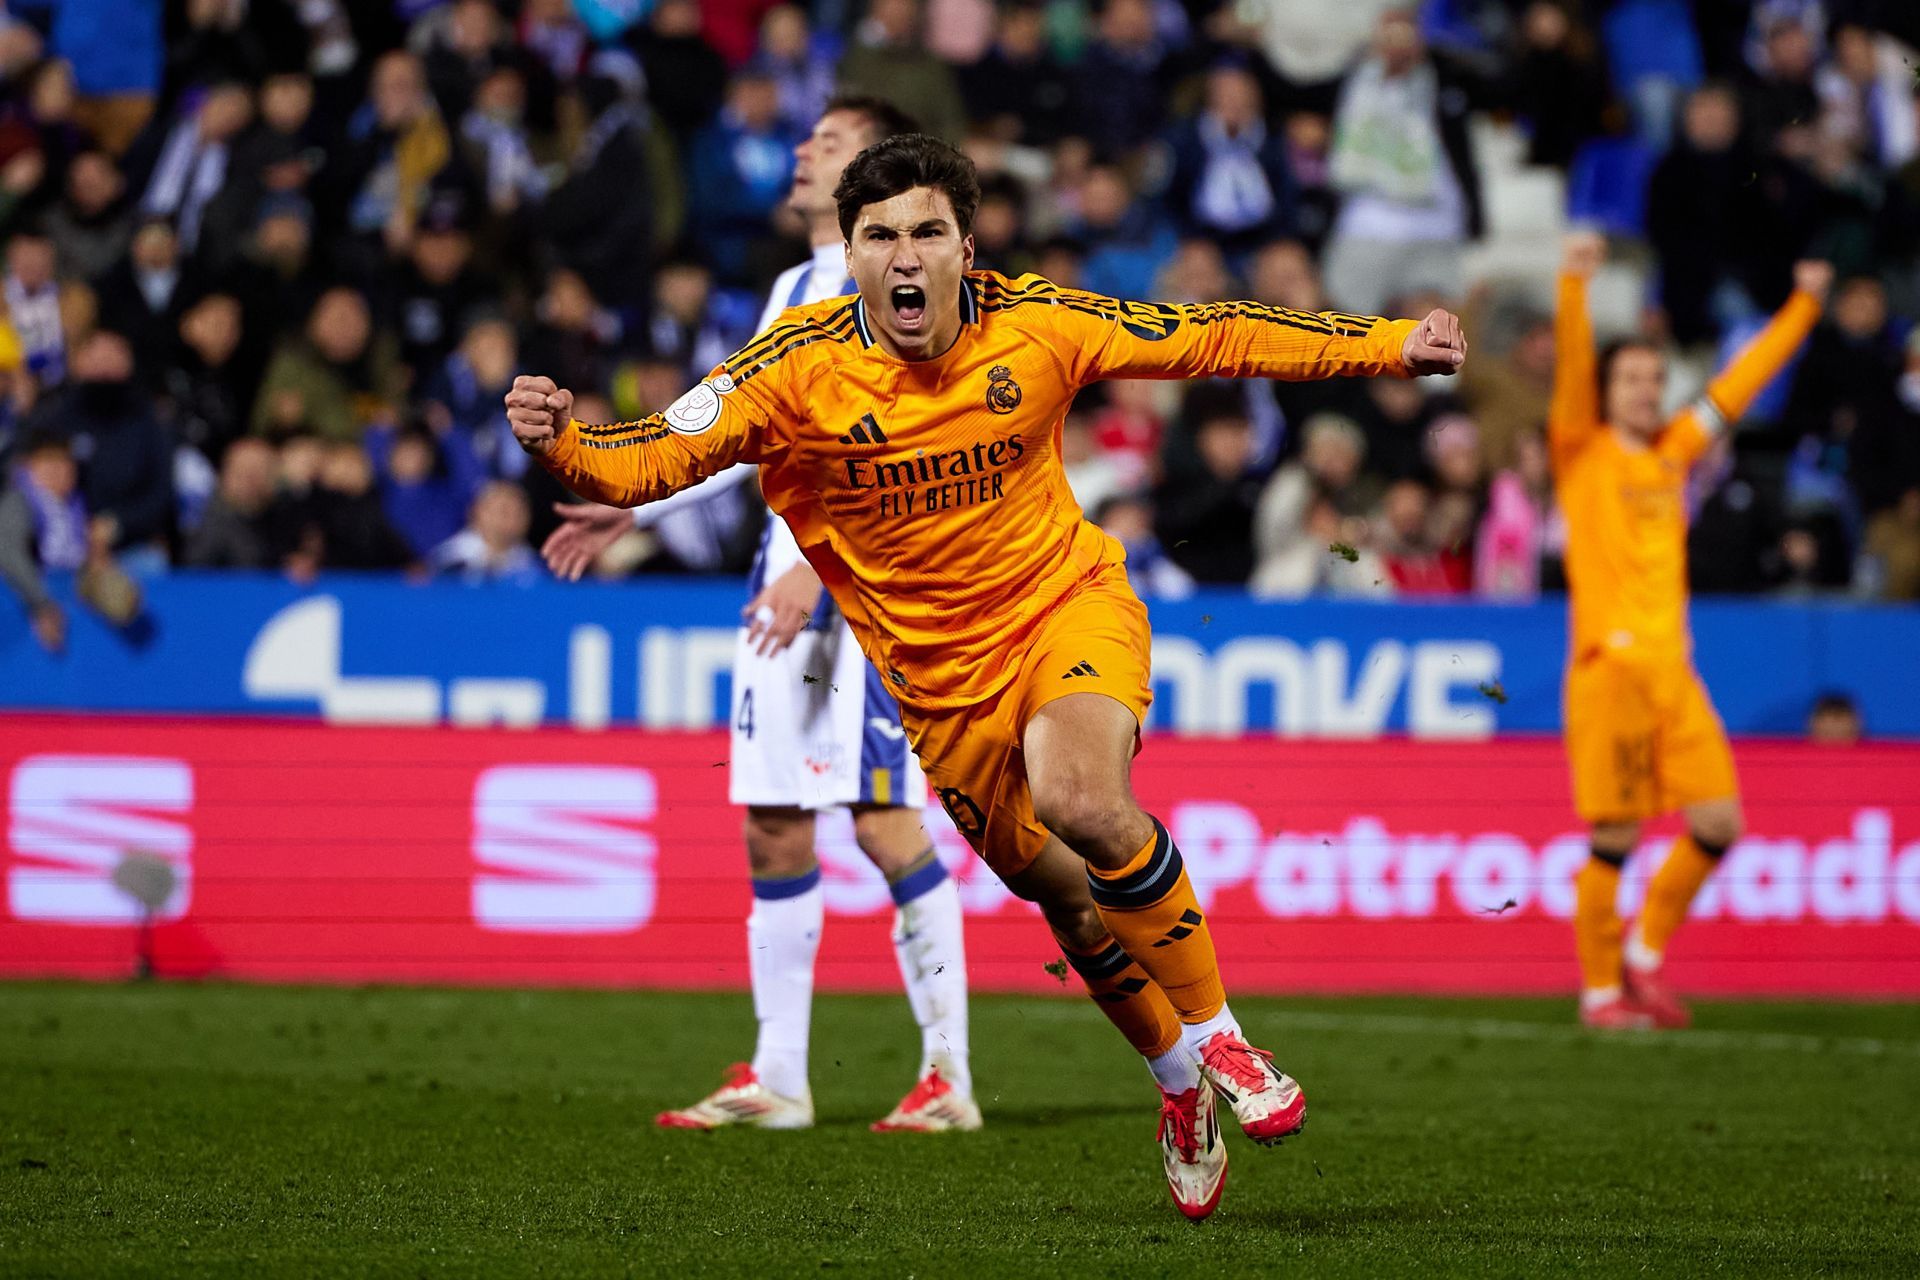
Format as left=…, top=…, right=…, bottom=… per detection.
left=822, top=95, right=920, bottom=147
left=834, top=133, right=981, bottom=241
left=1597, top=338, right=1663, bottom=401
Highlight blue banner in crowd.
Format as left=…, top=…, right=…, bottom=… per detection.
left=1, top=573, right=1915, bottom=738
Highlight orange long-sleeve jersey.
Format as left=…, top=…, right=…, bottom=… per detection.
left=538, top=271, right=1416, bottom=713
left=1551, top=274, right=1821, bottom=665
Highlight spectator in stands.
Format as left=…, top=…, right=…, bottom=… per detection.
left=311, top=440, right=417, bottom=572
left=645, top=258, right=731, bottom=380
left=418, top=0, right=517, bottom=124
left=378, top=426, right=470, bottom=561
left=1862, top=486, right=1920, bottom=601
left=4, top=227, right=66, bottom=387
left=134, top=80, right=252, bottom=255
left=837, top=0, right=966, bottom=144
left=1068, top=162, right=1175, bottom=302
left=458, top=63, right=545, bottom=221
left=1504, top=1, right=1610, bottom=170
left=1742, top=12, right=1823, bottom=151
left=1818, top=23, right=1919, bottom=172
left=234, top=193, right=321, bottom=339
left=1156, top=383, right=1268, bottom=585
left=631, top=0, right=725, bottom=145
left=1323, top=9, right=1481, bottom=314
left=1095, top=492, right=1195, bottom=600
left=752, top=5, right=837, bottom=136
left=167, top=291, right=254, bottom=461
left=523, top=267, right=619, bottom=402
left=95, top=215, right=185, bottom=378
left=1476, top=429, right=1552, bottom=600
left=182, top=437, right=279, bottom=570
left=0, top=430, right=87, bottom=651
left=1251, top=412, right=1386, bottom=596
left=1160, top=62, right=1296, bottom=260
left=538, top=50, right=654, bottom=306
left=1647, top=82, right=1755, bottom=345
left=333, top=50, right=452, bottom=265
left=1061, top=408, right=1129, bottom=518
left=52, top=0, right=163, bottom=156
left=44, top=149, right=130, bottom=284
left=1219, top=0, right=1399, bottom=114
left=429, top=478, right=540, bottom=584
left=386, top=195, right=487, bottom=380
left=420, top=315, right=520, bottom=481
left=1806, top=690, right=1865, bottom=744
left=695, top=65, right=798, bottom=285
left=959, top=0, right=1069, bottom=146
left=252, top=286, right=401, bottom=441
left=1786, top=274, right=1903, bottom=451
left=1072, top=0, right=1168, bottom=156
left=23, top=329, right=171, bottom=560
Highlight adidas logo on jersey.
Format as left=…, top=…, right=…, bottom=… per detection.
left=838, top=413, right=888, bottom=445
left=1061, top=661, right=1101, bottom=679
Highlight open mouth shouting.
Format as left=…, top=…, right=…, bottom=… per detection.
left=890, top=283, right=928, bottom=332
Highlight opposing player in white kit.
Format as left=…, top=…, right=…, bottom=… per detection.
left=542, top=97, right=978, bottom=1134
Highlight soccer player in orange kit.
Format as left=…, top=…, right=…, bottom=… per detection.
left=1553, top=231, right=1829, bottom=1031
left=506, top=135, right=1468, bottom=1219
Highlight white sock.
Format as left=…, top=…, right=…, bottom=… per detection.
left=747, top=869, right=823, bottom=1100
left=890, top=858, right=972, bottom=1098
left=1624, top=934, right=1663, bottom=973
left=1146, top=1043, right=1202, bottom=1094
left=1180, top=1002, right=1241, bottom=1058
left=1581, top=985, right=1623, bottom=1011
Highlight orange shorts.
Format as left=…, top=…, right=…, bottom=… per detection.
left=1564, top=651, right=1738, bottom=825
left=903, top=562, right=1153, bottom=880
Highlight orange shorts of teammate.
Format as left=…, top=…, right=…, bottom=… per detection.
left=1563, top=649, right=1739, bottom=825
left=904, top=561, right=1153, bottom=880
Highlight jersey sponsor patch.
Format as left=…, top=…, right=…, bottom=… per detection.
left=663, top=380, right=727, bottom=435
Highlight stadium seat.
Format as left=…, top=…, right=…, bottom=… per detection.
left=1567, top=139, right=1658, bottom=239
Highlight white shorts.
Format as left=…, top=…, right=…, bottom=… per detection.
left=727, top=620, right=926, bottom=811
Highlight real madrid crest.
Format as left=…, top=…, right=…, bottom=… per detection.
left=985, top=364, right=1022, bottom=415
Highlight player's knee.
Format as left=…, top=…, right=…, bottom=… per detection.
left=850, top=806, right=931, bottom=876
left=743, top=808, right=817, bottom=878
left=1031, top=786, right=1137, bottom=867
left=1690, top=806, right=1743, bottom=853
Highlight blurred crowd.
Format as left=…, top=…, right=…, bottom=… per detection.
left=1, top=0, right=1919, bottom=650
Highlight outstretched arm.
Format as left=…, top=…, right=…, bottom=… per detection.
left=1025, top=277, right=1460, bottom=386
left=507, top=363, right=788, bottom=509
left=1549, top=231, right=1604, bottom=471
left=1663, top=261, right=1830, bottom=468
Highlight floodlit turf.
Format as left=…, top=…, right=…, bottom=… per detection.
left=3, top=985, right=1918, bottom=1278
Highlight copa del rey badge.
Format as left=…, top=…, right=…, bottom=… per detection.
left=662, top=373, right=735, bottom=436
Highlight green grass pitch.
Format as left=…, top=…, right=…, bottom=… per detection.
left=3, top=983, right=1918, bottom=1277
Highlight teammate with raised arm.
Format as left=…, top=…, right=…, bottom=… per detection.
left=509, top=135, right=1467, bottom=1218
left=1553, top=231, right=1829, bottom=1030
left=545, top=99, right=979, bottom=1135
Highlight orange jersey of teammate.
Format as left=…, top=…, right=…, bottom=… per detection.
left=537, top=271, right=1417, bottom=714
left=1550, top=276, right=1821, bottom=664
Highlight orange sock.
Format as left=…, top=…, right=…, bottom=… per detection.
left=1574, top=854, right=1625, bottom=993
left=1054, top=930, right=1182, bottom=1058
left=1087, top=817, right=1226, bottom=1024
left=1635, top=835, right=1720, bottom=962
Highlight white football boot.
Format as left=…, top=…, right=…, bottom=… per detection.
left=654, top=1062, right=814, bottom=1130
left=870, top=1065, right=983, bottom=1133
left=1158, top=1081, right=1228, bottom=1220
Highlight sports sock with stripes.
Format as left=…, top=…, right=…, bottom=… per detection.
left=1085, top=817, right=1228, bottom=1024
left=1574, top=849, right=1627, bottom=994
left=1631, top=834, right=1726, bottom=968
left=1053, top=928, right=1183, bottom=1061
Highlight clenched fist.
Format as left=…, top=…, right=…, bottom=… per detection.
left=1792, top=260, right=1833, bottom=305
left=1401, top=308, right=1468, bottom=376
left=505, top=374, right=574, bottom=455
